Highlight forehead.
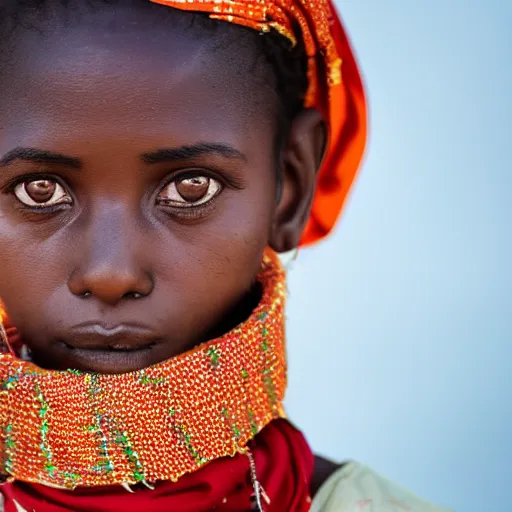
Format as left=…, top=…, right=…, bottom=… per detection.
left=0, top=5, right=275, bottom=152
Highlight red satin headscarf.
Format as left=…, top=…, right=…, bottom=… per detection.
left=303, top=1, right=367, bottom=246
left=1, top=420, right=313, bottom=512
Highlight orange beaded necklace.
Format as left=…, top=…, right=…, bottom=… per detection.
left=0, top=251, right=287, bottom=490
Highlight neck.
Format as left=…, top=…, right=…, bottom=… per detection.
left=201, top=281, right=263, bottom=345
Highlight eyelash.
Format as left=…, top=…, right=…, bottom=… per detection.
left=161, top=169, right=243, bottom=193
left=156, top=170, right=224, bottom=215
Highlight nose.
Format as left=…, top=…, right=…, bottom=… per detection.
left=68, top=207, right=153, bottom=305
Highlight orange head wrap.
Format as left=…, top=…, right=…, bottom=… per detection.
left=151, top=0, right=367, bottom=246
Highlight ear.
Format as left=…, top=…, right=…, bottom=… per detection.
left=269, top=108, right=326, bottom=253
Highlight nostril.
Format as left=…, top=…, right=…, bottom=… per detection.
left=123, top=292, right=145, bottom=300
left=75, top=290, right=147, bottom=301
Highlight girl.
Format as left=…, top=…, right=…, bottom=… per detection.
left=0, top=1, right=449, bottom=510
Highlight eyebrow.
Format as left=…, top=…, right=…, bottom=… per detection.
left=0, top=142, right=247, bottom=169
left=0, top=147, right=82, bottom=169
left=142, top=143, right=247, bottom=164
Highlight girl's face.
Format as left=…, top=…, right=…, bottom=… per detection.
left=0, top=5, right=322, bottom=373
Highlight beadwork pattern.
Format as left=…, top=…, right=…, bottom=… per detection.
left=150, top=0, right=343, bottom=106
left=0, top=251, right=287, bottom=489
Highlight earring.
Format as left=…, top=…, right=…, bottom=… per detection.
left=280, top=248, right=299, bottom=271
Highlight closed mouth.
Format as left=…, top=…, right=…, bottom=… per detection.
left=53, top=324, right=165, bottom=373
left=62, top=341, right=159, bottom=352
left=61, top=323, right=162, bottom=352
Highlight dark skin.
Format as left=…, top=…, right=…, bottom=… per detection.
left=0, top=4, right=338, bottom=495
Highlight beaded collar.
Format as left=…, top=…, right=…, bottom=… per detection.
left=0, top=251, right=287, bottom=490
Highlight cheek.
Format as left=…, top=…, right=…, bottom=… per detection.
left=159, top=164, right=276, bottom=257
left=153, top=183, right=276, bottom=324
left=0, top=222, right=70, bottom=322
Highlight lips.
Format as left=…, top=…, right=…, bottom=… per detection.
left=63, top=323, right=160, bottom=352
left=52, top=323, right=165, bottom=373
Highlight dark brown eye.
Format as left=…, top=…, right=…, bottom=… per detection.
left=25, top=180, right=56, bottom=203
left=158, top=175, right=222, bottom=207
left=14, top=179, right=71, bottom=208
left=176, top=176, right=210, bottom=202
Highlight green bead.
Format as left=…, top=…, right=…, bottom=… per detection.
left=133, top=471, right=144, bottom=482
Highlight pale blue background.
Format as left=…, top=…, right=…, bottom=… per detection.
left=284, top=2, right=511, bottom=511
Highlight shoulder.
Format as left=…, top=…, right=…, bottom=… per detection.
left=310, top=461, right=452, bottom=512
